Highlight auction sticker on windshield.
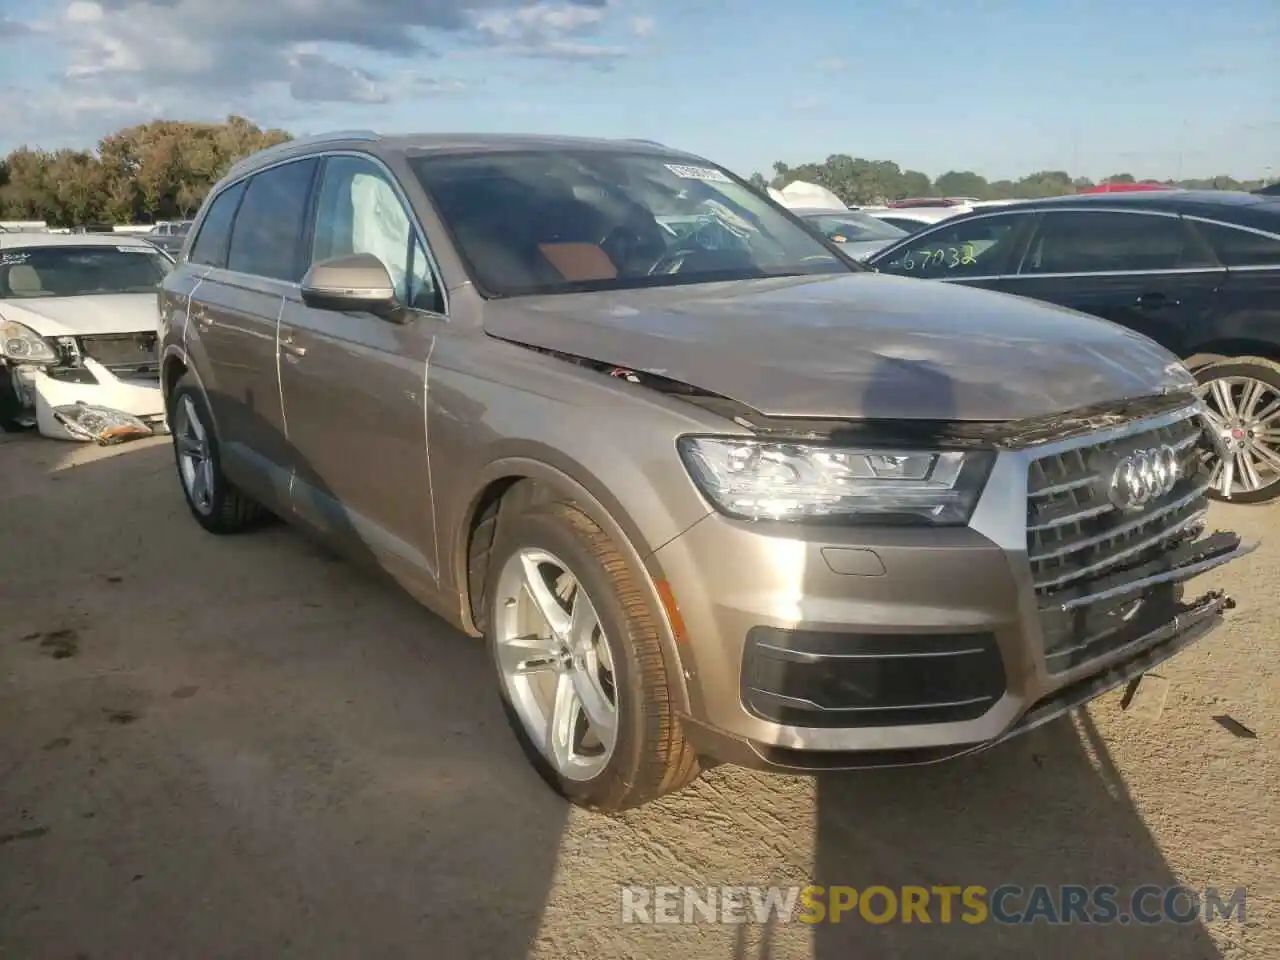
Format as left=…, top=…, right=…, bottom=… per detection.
left=665, top=163, right=732, bottom=183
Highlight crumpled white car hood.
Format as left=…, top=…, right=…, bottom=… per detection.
left=1, top=293, right=159, bottom=337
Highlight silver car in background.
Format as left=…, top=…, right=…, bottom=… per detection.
left=793, top=207, right=908, bottom=260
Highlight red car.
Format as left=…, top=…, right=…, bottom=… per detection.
left=1075, top=182, right=1175, bottom=194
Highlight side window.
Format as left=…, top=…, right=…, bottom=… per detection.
left=1190, top=221, right=1280, bottom=267
left=1020, top=211, right=1211, bottom=275
left=311, top=155, right=441, bottom=312
left=226, top=158, right=319, bottom=282
left=189, top=180, right=246, bottom=268
left=879, top=216, right=1023, bottom=278
left=407, top=238, right=440, bottom=312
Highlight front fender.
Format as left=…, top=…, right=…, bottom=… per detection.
left=456, top=453, right=707, bottom=718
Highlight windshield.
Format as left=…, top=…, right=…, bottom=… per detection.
left=409, top=150, right=857, bottom=296
left=804, top=212, right=907, bottom=244
left=0, top=245, right=174, bottom=299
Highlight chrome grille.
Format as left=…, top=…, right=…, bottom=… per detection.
left=1026, top=408, right=1216, bottom=672
left=79, top=333, right=160, bottom=378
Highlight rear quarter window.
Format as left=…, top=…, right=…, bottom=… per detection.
left=189, top=180, right=247, bottom=268
left=1191, top=220, right=1280, bottom=267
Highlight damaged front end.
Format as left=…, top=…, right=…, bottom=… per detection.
left=516, top=339, right=1254, bottom=732
left=0, top=322, right=165, bottom=442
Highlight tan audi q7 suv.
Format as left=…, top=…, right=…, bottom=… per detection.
left=159, top=131, right=1253, bottom=812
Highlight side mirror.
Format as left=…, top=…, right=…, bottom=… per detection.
left=300, top=253, right=403, bottom=322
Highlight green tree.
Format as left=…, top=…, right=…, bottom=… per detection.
left=934, top=170, right=990, bottom=199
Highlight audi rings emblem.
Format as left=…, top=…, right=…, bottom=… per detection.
left=1107, top=445, right=1181, bottom=511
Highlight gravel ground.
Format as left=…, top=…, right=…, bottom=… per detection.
left=1, top=431, right=1275, bottom=960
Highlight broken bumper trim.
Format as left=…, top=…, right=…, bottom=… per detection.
left=679, top=586, right=1238, bottom=774
left=25, top=358, right=164, bottom=441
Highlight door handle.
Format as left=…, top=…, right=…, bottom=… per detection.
left=280, top=334, right=307, bottom=358
left=1135, top=292, right=1179, bottom=310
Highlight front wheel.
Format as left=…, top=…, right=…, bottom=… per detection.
left=485, top=499, right=700, bottom=812
left=1194, top=356, right=1280, bottom=504
left=0, top=366, right=34, bottom=433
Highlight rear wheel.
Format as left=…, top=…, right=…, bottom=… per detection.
left=169, top=374, right=270, bottom=532
left=1194, top=356, right=1280, bottom=504
left=486, top=496, right=700, bottom=812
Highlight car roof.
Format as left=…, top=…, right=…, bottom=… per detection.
left=221, top=130, right=705, bottom=185
left=866, top=207, right=960, bottom=222
left=963, top=189, right=1280, bottom=230
left=0, top=232, right=158, bottom=250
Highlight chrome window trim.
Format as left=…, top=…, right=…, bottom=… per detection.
left=1222, top=263, right=1280, bottom=273
left=934, top=265, right=1231, bottom=283
left=1001, top=266, right=1226, bottom=282
left=1180, top=214, right=1280, bottom=242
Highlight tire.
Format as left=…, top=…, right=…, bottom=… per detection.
left=485, top=497, right=700, bottom=812
left=0, top=365, right=34, bottom=433
left=1193, top=356, right=1280, bottom=504
left=168, top=374, right=271, bottom=533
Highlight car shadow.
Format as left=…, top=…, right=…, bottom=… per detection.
left=804, top=716, right=1224, bottom=958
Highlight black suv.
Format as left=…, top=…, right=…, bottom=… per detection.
left=867, top=190, right=1280, bottom=502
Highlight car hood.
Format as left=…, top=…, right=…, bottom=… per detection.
left=0, top=294, right=160, bottom=338
left=482, top=273, right=1187, bottom=421
left=834, top=239, right=896, bottom=261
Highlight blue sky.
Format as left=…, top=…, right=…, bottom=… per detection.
left=0, top=0, right=1276, bottom=182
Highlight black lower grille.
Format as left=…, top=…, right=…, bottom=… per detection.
left=1026, top=407, right=1219, bottom=671
left=741, top=627, right=1006, bottom=728
left=80, top=333, right=159, bottom=377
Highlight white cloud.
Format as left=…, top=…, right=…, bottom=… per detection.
left=629, top=15, right=655, bottom=38
left=0, top=0, right=627, bottom=150
left=13, top=2, right=620, bottom=101
left=471, top=2, right=622, bottom=59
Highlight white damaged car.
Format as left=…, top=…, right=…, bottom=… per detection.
left=0, top=233, right=172, bottom=440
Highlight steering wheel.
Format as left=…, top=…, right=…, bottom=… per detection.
left=648, top=245, right=705, bottom=276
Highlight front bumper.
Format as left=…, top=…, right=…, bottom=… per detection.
left=6, top=358, right=164, bottom=441
left=652, top=403, right=1254, bottom=771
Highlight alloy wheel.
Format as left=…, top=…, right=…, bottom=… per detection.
left=1197, top=375, right=1280, bottom=497
left=174, top=395, right=215, bottom=515
left=493, top=547, right=619, bottom=781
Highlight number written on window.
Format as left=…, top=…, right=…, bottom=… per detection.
left=881, top=219, right=1019, bottom=278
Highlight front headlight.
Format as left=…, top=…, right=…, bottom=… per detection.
left=677, top=436, right=995, bottom=525
left=1, top=319, right=58, bottom=364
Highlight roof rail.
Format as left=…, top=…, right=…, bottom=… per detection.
left=624, top=138, right=666, bottom=147
left=224, top=129, right=381, bottom=179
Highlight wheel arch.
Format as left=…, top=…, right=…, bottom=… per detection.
left=1184, top=340, right=1280, bottom=369
left=161, top=344, right=221, bottom=442
left=456, top=458, right=695, bottom=716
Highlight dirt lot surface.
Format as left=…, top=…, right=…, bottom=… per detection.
left=1, top=431, right=1276, bottom=959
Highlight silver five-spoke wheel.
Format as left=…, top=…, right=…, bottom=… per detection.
left=1197, top=373, right=1280, bottom=498
left=493, top=547, right=619, bottom=781
left=174, top=394, right=215, bottom=515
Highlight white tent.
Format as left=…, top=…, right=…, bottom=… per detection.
left=774, top=180, right=847, bottom=210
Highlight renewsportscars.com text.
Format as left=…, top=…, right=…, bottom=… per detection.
left=620, top=884, right=1247, bottom=926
